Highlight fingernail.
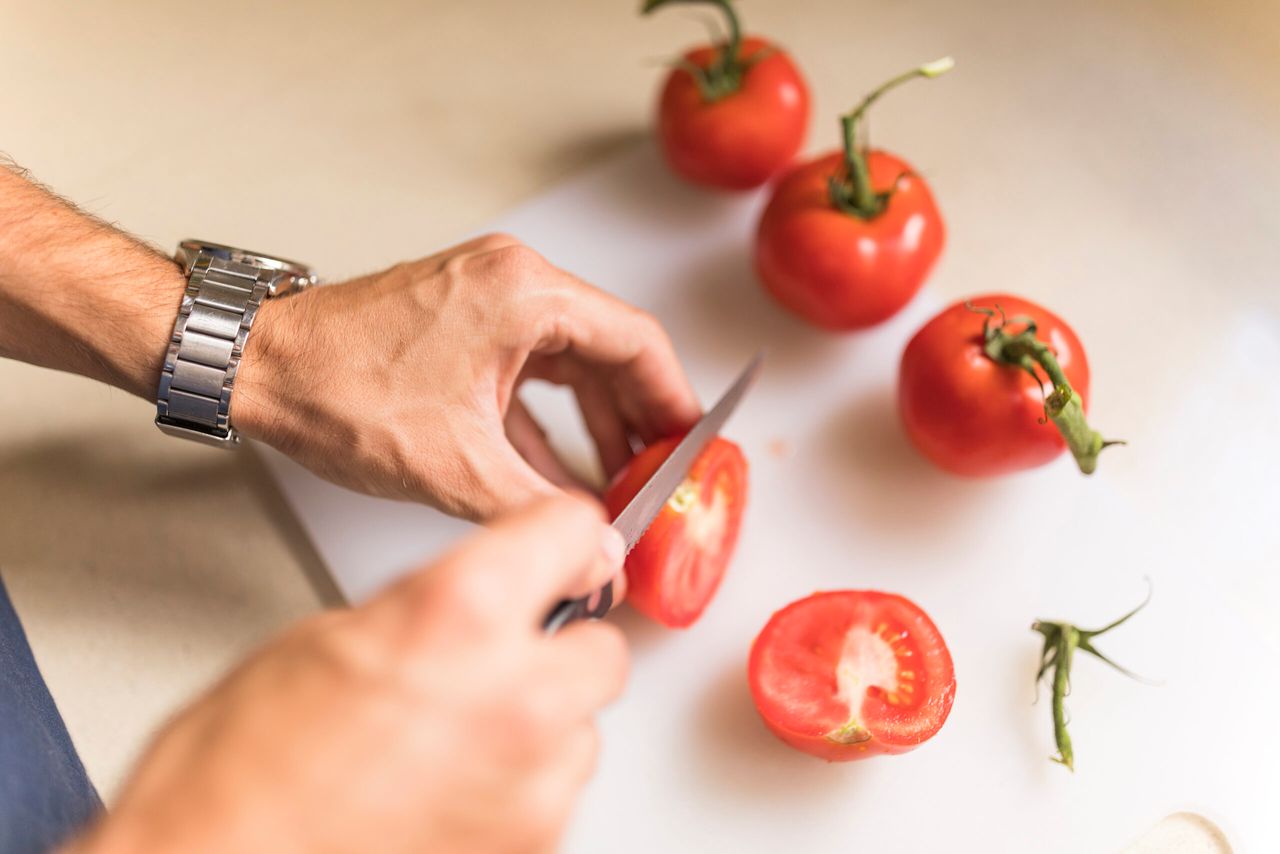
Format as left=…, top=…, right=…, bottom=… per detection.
left=600, top=525, right=626, bottom=569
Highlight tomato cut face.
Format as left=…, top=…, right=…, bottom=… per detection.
left=604, top=437, right=748, bottom=629
left=749, top=591, right=956, bottom=761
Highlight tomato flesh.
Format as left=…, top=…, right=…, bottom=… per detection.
left=755, top=150, right=945, bottom=330
left=898, top=294, right=1091, bottom=476
left=604, top=437, right=747, bottom=628
left=657, top=37, right=810, bottom=191
left=749, top=591, right=956, bottom=761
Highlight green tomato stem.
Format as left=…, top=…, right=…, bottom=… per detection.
left=831, top=57, right=954, bottom=219
left=971, top=303, right=1122, bottom=475
left=1050, top=626, right=1077, bottom=770
left=839, top=114, right=879, bottom=214
left=643, top=0, right=744, bottom=101
left=1033, top=582, right=1153, bottom=773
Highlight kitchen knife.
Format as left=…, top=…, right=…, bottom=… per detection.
left=542, top=351, right=764, bottom=633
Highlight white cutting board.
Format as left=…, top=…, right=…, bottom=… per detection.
left=259, top=144, right=1278, bottom=852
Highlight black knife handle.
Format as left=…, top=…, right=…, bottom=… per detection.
left=542, top=580, right=614, bottom=634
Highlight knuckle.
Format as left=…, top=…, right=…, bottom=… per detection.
left=490, top=243, right=543, bottom=277
left=548, top=282, right=581, bottom=320
left=441, top=250, right=471, bottom=278
left=381, top=259, right=416, bottom=282
left=442, top=234, right=525, bottom=277
left=478, top=231, right=519, bottom=251
left=537, top=287, right=573, bottom=336
left=632, top=308, right=670, bottom=347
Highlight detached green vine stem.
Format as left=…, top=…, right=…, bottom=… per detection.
left=1032, top=581, right=1155, bottom=771
left=969, top=303, right=1123, bottom=474
left=643, top=0, right=746, bottom=102
left=829, top=57, right=954, bottom=218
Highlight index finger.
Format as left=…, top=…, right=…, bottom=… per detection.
left=534, top=272, right=703, bottom=439
left=431, top=494, right=625, bottom=629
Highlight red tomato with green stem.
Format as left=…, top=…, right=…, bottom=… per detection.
left=604, top=436, right=747, bottom=628
left=644, top=0, right=809, bottom=191
left=898, top=294, right=1121, bottom=476
left=755, top=58, right=953, bottom=330
left=749, top=590, right=956, bottom=761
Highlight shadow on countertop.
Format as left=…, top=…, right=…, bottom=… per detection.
left=0, top=430, right=341, bottom=635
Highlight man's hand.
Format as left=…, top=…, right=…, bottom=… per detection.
left=235, top=234, right=701, bottom=520
left=1, top=163, right=698, bottom=520
left=68, top=495, right=629, bottom=854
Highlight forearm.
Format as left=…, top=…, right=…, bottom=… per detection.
left=0, top=162, right=184, bottom=398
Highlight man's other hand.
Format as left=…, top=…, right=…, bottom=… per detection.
left=68, top=495, right=629, bottom=854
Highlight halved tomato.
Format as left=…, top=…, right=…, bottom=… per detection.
left=749, top=591, right=956, bottom=761
left=604, top=437, right=748, bottom=628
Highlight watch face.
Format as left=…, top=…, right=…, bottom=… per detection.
left=177, top=239, right=317, bottom=294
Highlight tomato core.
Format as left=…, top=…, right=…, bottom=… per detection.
left=831, top=624, right=907, bottom=740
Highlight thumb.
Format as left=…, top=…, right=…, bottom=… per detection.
left=428, top=426, right=627, bottom=605
left=453, top=431, right=561, bottom=522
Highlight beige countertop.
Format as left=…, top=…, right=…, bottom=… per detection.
left=2, top=1, right=1274, bottom=848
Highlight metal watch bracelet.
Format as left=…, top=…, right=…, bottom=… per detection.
left=155, top=241, right=314, bottom=448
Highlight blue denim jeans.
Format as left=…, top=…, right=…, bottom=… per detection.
left=0, top=575, right=101, bottom=853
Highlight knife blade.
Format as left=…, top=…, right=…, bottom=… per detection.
left=542, top=351, right=764, bottom=633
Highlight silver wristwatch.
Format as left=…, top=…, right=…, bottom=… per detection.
left=155, top=240, right=317, bottom=447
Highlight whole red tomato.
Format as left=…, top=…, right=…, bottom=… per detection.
left=899, top=294, right=1115, bottom=476
left=646, top=1, right=808, bottom=190
left=749, top=590, right=956, bottom=761
left=756, top=150, right=943, bottom=329
left=604, top=436, right=747, bottom=628
left=754, top=58, right=953, bottom=330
